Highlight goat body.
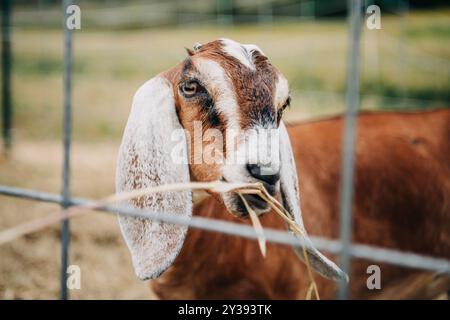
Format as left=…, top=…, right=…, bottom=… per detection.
left=151, top=109, right=450, bottom=299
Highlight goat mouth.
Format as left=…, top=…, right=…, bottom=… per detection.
left=260, top=182, right=277, bottom=196
left=235, top=194, right=270, bottom=217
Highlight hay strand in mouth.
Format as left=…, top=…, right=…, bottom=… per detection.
left=238, top=192, right=266, bottom=257
left=301, top=245, right=320, bottom=300
left=0, top=209, right=86, bottom=245
left=306, top=282, right=315, bottom=300
left=236, top=185, right=320, bottom=299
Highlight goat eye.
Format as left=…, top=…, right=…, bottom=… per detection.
left=277, top=96, right=291, bottom=121
left=180, top=81, right=199, bottom=98
left=279, top=97, right=290, bottom=112
left=283, top=96, right=291, bottom=109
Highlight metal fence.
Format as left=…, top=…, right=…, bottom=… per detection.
left=0, top=0, right=449, bottom=300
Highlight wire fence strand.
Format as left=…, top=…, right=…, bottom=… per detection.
left=1, top=184, right=449, bottom=277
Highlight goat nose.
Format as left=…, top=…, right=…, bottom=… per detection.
left=246, top=163, right=280, bottom=186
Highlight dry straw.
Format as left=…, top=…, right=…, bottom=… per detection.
left=0, top=180, right=320, bottom=299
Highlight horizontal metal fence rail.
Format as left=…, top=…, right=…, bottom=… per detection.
left=1, top=184, right=450, bottom=276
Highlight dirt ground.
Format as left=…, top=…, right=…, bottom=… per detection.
left=0, top=141, right=156, bottom=299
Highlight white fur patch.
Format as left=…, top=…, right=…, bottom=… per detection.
left=116, top=76, right=192, bottom=280
left=193, top=57, right=240, bottom=130
left=220, top=38, right=256, bottom=70
left=243, top=44, right=265, bottom=56
left=274, top=75, right=289, bottom=108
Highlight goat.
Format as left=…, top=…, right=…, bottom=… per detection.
left=116, top=38, right=346, bottom=288
left=116, top=38, right=449, bottom=299
left=151, top=109, right=450, bottom=299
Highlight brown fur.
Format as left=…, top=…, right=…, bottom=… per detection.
left=160, top=40, right=286, bottom=198
left=151, top=109, right=450, bottom=299
left=196, top=41, right=279, bottom=129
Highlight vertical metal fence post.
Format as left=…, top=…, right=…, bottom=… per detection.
left=398, top=0, right=409, bottom=107
left=338, top=0, right=362, bottom=300
left=1, top=0, right=12, bottom=151
left=61, top=0, right=73, bottom=301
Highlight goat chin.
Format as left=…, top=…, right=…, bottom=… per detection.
left=150, top=109, right=450, bottom=300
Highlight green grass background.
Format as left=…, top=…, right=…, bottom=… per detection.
left=6, top=9, right=450, bottom=143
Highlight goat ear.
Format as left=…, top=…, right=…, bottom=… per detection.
left=279, top=121, right=348, bottom=282
left=116, top=75, right=192, bottom=280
